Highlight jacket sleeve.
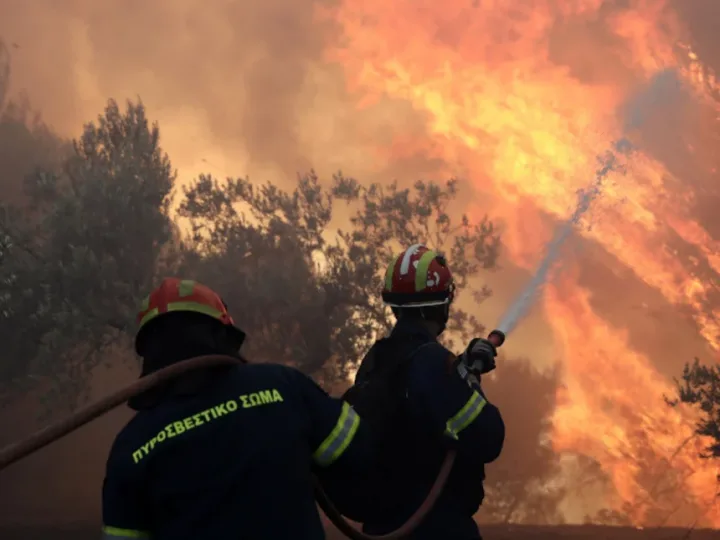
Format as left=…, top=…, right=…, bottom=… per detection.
left=406, top=344, right=505, bottom=463
left=287, top=367, right=372, bottom=469
left=101, top=439, right=151, bottom=539
left=285, top=368, right=377, bottom=522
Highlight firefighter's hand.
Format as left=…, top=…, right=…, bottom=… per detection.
left=460, top=338, right=497, bottom=375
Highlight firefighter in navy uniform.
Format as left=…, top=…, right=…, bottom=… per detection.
left=339, top=244, right=506, bottom=540
left=101, top=278, right=372, bottom=540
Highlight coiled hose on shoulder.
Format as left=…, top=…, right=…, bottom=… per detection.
left=0, top=354, right=456, bottom=540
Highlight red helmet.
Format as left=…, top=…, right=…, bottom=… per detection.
left=135, top=278, right=242, bottom=354
left=381, top=244, right=455, bottom=308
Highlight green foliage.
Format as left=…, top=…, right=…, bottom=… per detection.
left=179, top=172, right=337, bottom=376
left=672, top=358, right=720, bottom=459
left=0, top=99, right=175, bottom=411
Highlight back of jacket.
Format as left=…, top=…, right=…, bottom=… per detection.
left=102, top=363, right=370, bottom=540
left=360, top=319, right=506, bottom=540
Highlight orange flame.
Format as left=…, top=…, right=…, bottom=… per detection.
left=548, top=276, right=719, bottom=524
left=323, top=0, right=720, bottom=526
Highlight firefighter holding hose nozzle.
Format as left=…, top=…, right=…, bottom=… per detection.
left=322, top=244, right=506, bottom=540
left=101, top=278, right=374, bottom=540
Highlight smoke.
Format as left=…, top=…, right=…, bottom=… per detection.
left=673, top=0, right=720, bottom=74
left=620, top=70, right=686, bottom=133
left=0, top=0, right=432, bottom=188
left=1, top=0, right=324, bottom=180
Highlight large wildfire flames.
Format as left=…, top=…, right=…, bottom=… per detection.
left=323, top=0, right=720, bottom=528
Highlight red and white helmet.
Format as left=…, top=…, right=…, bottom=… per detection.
left=381, top=244, right=455, bottom=308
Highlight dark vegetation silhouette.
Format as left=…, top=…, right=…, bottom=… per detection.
left=672, top=356, right=720, bottom=525
left=674, top=361, right=720, bottom=460
left=0, top=38, right=717, bottom=537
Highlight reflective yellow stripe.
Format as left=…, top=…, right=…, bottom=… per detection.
left=102, top=525, right=150, bottom=538
left=445, top=391, right=487, bottom=440
left=313, top=402, right=360, bottom=466
left=384, top=254, right=400, bottom=291
left=414, top=249, right=438, bottom=291
left=178, top=279, right=196, bottom=297
left=138, top=300, right=223, bottom=330
left=167, top=301, right=222, bottom=319
left=138, top=307, right=159, bottom=328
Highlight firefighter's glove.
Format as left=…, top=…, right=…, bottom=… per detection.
left=460, top=338, right=497, bottom=375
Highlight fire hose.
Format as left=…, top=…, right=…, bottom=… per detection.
left=0, top=330, right=505, bottom=540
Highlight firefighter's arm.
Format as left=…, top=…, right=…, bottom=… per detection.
left=101, top=443, right=151, bottom=539
left=407, top=345, right=505, bottom=463
left=288, top=367, right=371, bottom=469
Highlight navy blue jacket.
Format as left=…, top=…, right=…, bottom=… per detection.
left=101, top=363, right=371, bottom=540
left=359, top=319, right=505, bottom=540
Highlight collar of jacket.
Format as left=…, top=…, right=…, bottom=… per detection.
left=130, top=350, right=241, bottom=411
